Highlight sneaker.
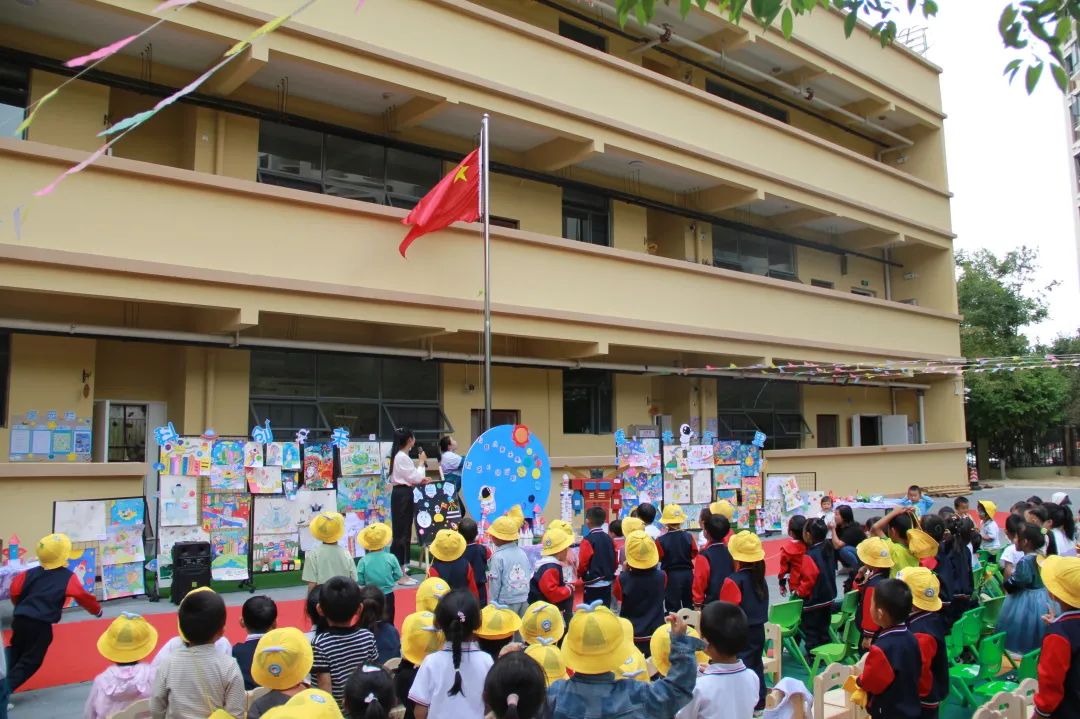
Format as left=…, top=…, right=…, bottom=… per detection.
left=397, top=575, right=419, bottom=586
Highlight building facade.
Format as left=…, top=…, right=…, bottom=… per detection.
left=0, top=0, right=965, bottom=544
left=1064, top=34, right=1080, bottom=285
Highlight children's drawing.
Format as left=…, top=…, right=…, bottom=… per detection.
left=737, top=444, right=762, bottom=478
left=742, top=474, right=763, bottom=508
left=266, top=442, right=301, bottom=470
left=160, top=437, right=211, bottom=476
left=761, top=499, right=784, bottom=532
left=246, top=466, right=283, bottom=495
left=714, top=441, right=740, bottom=465
left=302, top=443, right=334, bottom=489
left=806, top=491, right=825, bottom=516
left=779, top=475, right=803, bottom=512
left=210, top=439, right=244, bottom=475
left=252, top=533, right=300, bottom=573
left=158, top=525, right=209, bottom=559
left=210, top=528, right=249, bottom=581
left=160, top=475, right=198, bottom=526
left=663, top=478, right=691, bottom=504
left=283, top=470, right=299, bottom=499
left=414, top=481, right=463, bottom=546
left=243, top=441, right=264, bottom=468
left=691, top=469, right=713, bottom=504
left=337, top=474, right=389, bottom=523
left=63, top=548, right=96, bottom=608
left=620, top=467, right=662, bottom=513
left=54, top=500, right=107, bottom=541
left=201, top=493, right=251, bottom=531
left=108, top=498, right=144, bottom=527
left=460, top=425, right=550, bottom=522
left=294, top=489, right=337, bottom=527
left=102, top=561, right=144, bottom=600
left=683, top=503, right=706, bottom=531
left=715, top=488, right=738, bottom=503
left=687, top=444, right=715, bottom=470
left=102, top=524, right=145, bottom=565
left=340, top=441, right=382, bottom=477
left=253, top=496, right=298, bottom=535
left=714, top=464, right=741, bottom=489
left=209, top=465, right=245, bottom=492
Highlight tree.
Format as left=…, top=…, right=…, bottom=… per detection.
left=622, top=0, right=1080, bottom=93
left=955, top=247, right=1069, bottom=469
left=1047, top=330, right=1080, bottom=426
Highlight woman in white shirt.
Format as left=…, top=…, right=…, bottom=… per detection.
left=389, top=427, right=427, bottom=586
left=438, top=436, right=464, bottom=476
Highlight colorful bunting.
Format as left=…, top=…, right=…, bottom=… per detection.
left=65, top=34, right=139, bottom=68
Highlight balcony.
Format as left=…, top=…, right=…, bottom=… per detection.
left=0, top=140, right=961, bottom=365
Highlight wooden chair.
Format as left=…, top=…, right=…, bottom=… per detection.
left=108, top=698, right=151, bottom=719
left=812, top=662, right=854, bottom=719
left=972, top=690, right=1024, bottom=719
left=763, top=621, right=782, bottom=684
left=677, top=608, right=701, bottom=632
left=383, top=657, right=401, bottom=672
left=246, top=686, right=271, bottom=709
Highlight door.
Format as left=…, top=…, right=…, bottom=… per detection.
left=816, top=414, right=839, bottom=448
left=852, top=415, right=882, bottom=447
left=881, top=415, right=910, bottom=446
left=94, top=400, right=166, bottom=535
left=470, top=409, right=521, bottom=442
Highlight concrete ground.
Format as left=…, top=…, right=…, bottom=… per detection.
left=9, top=482, right=1077, bottom=716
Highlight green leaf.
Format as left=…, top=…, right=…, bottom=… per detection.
left=1052, top=62, right=1070, bottom=91
left=635, top=2, right=649, bottom=25
left=782, top=8, right=795, bottom=37
left=1003, top=57, right=1023, bottom=82
left=922, top=0, right=938, bottom=16
left=1026, top=60, right=1044, bottom=93
left=844, top=9, right=858, bottom=37
left=999, top=4, right=1019, bottom=37
left=907, top=0, right=917, bottom=10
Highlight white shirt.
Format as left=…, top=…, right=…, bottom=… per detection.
left=151, top=636, right=232, bottom=669
left=675, top=661, right=759, bottom=719
left=1000, top=544, right=1023, bottom=569
left=392, top=451, right=426, bottom=487
left=440, top=450, right=463, bottom=474
left=980, top=519, right=1003, bottom=550
left=1052, top=528, right=1078, bottom=557
left=408, top=641, right=493, bottom=719
left=645, top=525, right=662, bottom=540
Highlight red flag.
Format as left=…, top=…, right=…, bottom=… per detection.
left=399, top=148, right=480, bottom=257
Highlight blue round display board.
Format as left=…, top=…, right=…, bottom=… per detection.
left=461, top=424, right=550, bottom=529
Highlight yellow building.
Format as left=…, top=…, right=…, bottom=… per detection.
left=0, top=0, right=966, bottom=545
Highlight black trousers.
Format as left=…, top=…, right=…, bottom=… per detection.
left=665, top=568, right=693, bottom=612
left=583, top=584, right=611, bottom=608
left=920, top=706, right=940, bottom=719
left=634, top=636, right=652, bottom=659
left=385, top=590, right=396, bottom=625
left=390, top=485, right=415, bottom=570
left=8, top=616, right=53, bottom=691
left=801, top=604, right=832, bottom=652
left=739, top=623, right=767, bottom=710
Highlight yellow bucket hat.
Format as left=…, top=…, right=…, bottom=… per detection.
left=252, top=627, right=313, bottom=690
left=525, top=638, right=568, bottom=685
left=548, top=519, right=573, bottom=536
left=624, top=530, right=659, bottom=570
left=728, top=531, right=765, bottom=563
left=487, top=516, right=521, bottom=543
left=660, top=504, right=686, bottom=526
left=709, top=500, right=735, bottom=520
left=521, top=601, right=566, bottom=645
left=1042, top=555, right=1080, bottom=609
left=400, top=611, right=445, bottom=665
left=561, top=603, right=630, bottom=675
left=36, top=533, right=72, bottom=570
left=359, top=523, right=392, bottom=552
left=856, top=537, right=895, bottom=569
left=309, top=512, right=345, bottom=544
left=621, top=517, right=645, bottom=535
left=541, top=526, right=573, bottom=557
left=897, top=566, right=943, bottom=612
left=978, top=500, right=998, bottom=518
left=477, top=602, right=523, bottom=640
left=650, top=623, right=708, bottom=676
left=508, top=504, right=526, bottom=528
left=616, top=647, right=650, bottom=682
left=282, top=688, right=344, bottom=719
left=429, top=529, right=466, bottom=562
left=97, top=612, right=158, bottom=664
left=906, top=526, right=939, bottom=560
left=415, top=577, right=451, bottom=613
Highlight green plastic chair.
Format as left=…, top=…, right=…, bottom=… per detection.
left=949, top=632, right=1009, bottom=707
left=945, top=613, right=969, bottom=665
left=960, top=606, right=985, bottom=658
left=979, top=595, right=1005, bottom=634
left=829, top=590, right=858, bottom=643
left=768, top=598, right=811, bottom=676
left=972, top=648, right=1040, bottom=700
left=810, top=615, right=856, bottom=676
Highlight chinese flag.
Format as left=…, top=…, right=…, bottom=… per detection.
left=399, top=148, right=480, bottom=257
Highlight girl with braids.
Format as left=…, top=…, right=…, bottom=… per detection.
left=483, top=651, right=547, bottom=719
left=344, top=665, right=401, bottom=719
left=409, top=589, right=491, bottom=719
left=1046, top=502, right=1078, bottom=557
left=996, top=522, right=1051, bottom=654
left=941, top=515, right=975, bottom=625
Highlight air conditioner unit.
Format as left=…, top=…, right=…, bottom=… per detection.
left=898, top=298, right=919, bottom=306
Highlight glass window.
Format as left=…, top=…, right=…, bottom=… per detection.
left=712, top=228, right=739, bottom=268
left=250, top=401, right=326, bottom=441
left=317, top=354, right=379, bottom=398
left=382, top=405, right=452, bottom=439
left=562, top=369, right=613, bottom=434
left=559, top=21, right=607, bottom=52
left=740, top=235, right=769, bottom=275
left=0, top=60, right=28, bottom=139
left=385, top=148, right=442, bottom=209
left=107, top=403, right=146, bottom=463
left=716, top=378, right=805, bottom=450
left=381, top=358, right=439, bottom=400
left=258, top=123, right=322, bottom=184
left=323, top=135, right=385, bottom=202
left=711, top=225, right=798, bottom=280
left=705, top=80, right=789, bottom=123
left=562, top=189, right=610, bottom=246
left=250, top=351, right=316, bottom=398
left=320, top=401, right=380, bottom=439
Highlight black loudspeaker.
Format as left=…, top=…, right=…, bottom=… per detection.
left=171, top=541, right=212, bottom=605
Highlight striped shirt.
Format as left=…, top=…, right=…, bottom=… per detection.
left=311, top=625, right=379, bottom=705
left=150, top=643, right=246, bottom=719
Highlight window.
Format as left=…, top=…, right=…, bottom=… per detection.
left=258, top=122, right=442, bottom=208
left=107, top=403, right=147, bottom=462
left=712, top=225, right=797, bottom=280
left=1071, top=94, right=1080, bottom=131
left=249, top=351, right=447, bottom=441
left=0, top=61, right=28, bottom=139
left=563, top=370, right=613, bottom=434
left=490, top=216, right=520, bottom=230
left=471, top=409, right=521, bottom=442
left=716, top=378, right=807, bottom=450
left=559, top=21, right=607, bottom=52
left=851, top=287, right=876, bottom=297
left=816, top=414, right=840, bottom=448
left=0, top=332, right=10, bottom=427
left=706, top=80, right=789, bottom=124
left=1067, top=43, right=1080, bottom=76
left=811, top=279, right=835, bottom=289
left=563, top=188, right=610, bottom=246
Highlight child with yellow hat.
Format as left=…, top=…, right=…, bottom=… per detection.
left=414, top=577, right=451, bottom=613
left=427, top=528, right=480, bottom=599
left=85, top=612, right=158, bottom=719
left=265, top=688, right=344, bottom=719
left=579, top=506, right=618, bottom=608
left=526, top=638, right=570, bottom=685
left=520, top=601, right=565, bottom=646
left=1034, top=555, right=1080, bottom=718
left=853, top=537, right=895, bottom=646
left=487, top=511, right=531, bottom=615
left=656, top=504, right=696, bottom=613
left=548, top=605, right=700, bottom=718
left=724, top=530, right=770, bottom=709
left=8, top=533, right=102, bottom=691
left=614, top=617, right=649, bottom=683
left=396, top=611, right=444, bottom=719
left=356, top=523, right=403, bottom=623
left=977, top=500, right=1003, bottom=551
left=247, top=627, right=313, bottom=718
left=870, top=505, right=920, bottom=578
left=302, top=512, right=357, bottom=590
left=613, top=530, right=666, bottom=657
left=476, top=602, right=524, bottom=660
left=897, top=567, right=948, bottom=718
left=527, top=526, right=575, bottom=625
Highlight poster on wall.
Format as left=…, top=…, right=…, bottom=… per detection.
left=714, top=464, right=741, bottom=489
left=414, top=480, right=463, bottom=546
left=107, top=498, right=145, bottom=527
left=337, top=474, right=390, bottom=522
left=210, top=528, right=249, bottom=581
left=159, top=475, right=199, bottom=526
left=266, top=442, right=301, bottom=470
left=302, top=443, right=335, bottom=490
left=737, top=444, right=762, bottom=478
left=253, top=495, right=299, bottom=535
left=160, top=437, right=211, bottom=476
left=339, top=442, right=382, bottom=477
left=101, top=524, right=145, bottom=565
left=8, top=411, right=92, bottom=462
left=54, top=500, right=107, bottom=542
left=691, top=469, right=713, bottom=504
left=663, top=478, right=691, bottom=504
left=742, top=475, right=763, bottom=508
left=102, top=561, right=144, bottom=600
left=246, top=466, right=283, bottom=495
left=210, top=440, right=245, bottom=489
left=460, top=425, right=550, bottom=529
left=201, top=493, right=251, bottom=531
left=63, top=548, right=97, bottom=607
left=252, top=533, right=301, bottom=573
left=714, top=440, right=740, bottom=465
left=243, top=442, right=264, bottom=468
left=687, top=444, right=714, bottom=470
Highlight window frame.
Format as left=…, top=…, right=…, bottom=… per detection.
left=716, top=378, right=806, bottom=450
left=562, top=188, right=611, bottom=247
left=711, top=225, right=797, bottom=280
left=558, top=20, right=607, bottom=52
left=562, top=369, right=614, bottom=435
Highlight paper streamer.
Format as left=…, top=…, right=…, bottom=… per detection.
left=13, top=88, right=58, bottom=136
left=65, top=34, right=138, bottom=68
left=100, top=58, right=229, bottom=137
left=34, top=145, right=109, bottom=198
left=154, top=0, right=197, bottom=10
left=225, top=0, right=316, bottom=57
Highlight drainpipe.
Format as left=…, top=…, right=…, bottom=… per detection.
left=204, top=351, right=216, bottom=429
left=916, top=390, right=926, bottom=444
left=883, top=248, right=892, bottom=301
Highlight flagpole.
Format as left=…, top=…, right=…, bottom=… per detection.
left=481, top=113, right=492, bottom=432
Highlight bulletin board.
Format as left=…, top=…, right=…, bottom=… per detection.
left=10, top=410, right=92, bottom=462
left=52, top=496, right=149, bottom=602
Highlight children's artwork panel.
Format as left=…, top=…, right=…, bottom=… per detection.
left=160, top=436, right=211, bottom=477
left=742, top=475, right=763, bottom=508
left=101, top=523, right=145, bottom=565
left=209, top=528, right=249, bottom=581
left=461, top=424, right=550, bottom=523
left=201, top=493, right=251, bottom=532
left=414, top=480, right=463, bottom=546
left=302, top=443, right=334, bottom=489
left=779, top=476, right=803, bottom=512
left=663, top=445, right=691, bottom=477
left=337, top=474, right=389, bottom=523
left=252, top=533, right=301, bottom=573
left=339, top=441, right=382, bottom=477
left=293, top=488, right=338, bottom=527
left=246, top=466, right=283, bottom=495
left=266, top=442, right=301, bottom=470
left=714, top=440, right=740, bottom=465
left=619, top=467, right=662, bottom=516
left=54, top=500, right=107, bottom=542
left=107, top=498, right=145, bottom=527
left=252, top=495, right=300, bottom=535
left=63, top=548, right=97, bottom=607
left=243, top=442, right=264, bottom=468
left=7, top=411, right=92, bottom=462
left=714, top=464, right=741, bottom=489
left=682, top=503, right=706, bottom=531
left=737, top=444, right=762, bottom=477
left=805, top=491, right=826, bottom=516
left=691, top=469, right=713, bottom=504
left=687, top=444, right=714, bottom=470
left=715, top=488, right=738, bottom=503
left=210, top=440, right=244, bottom=484
left=102, top=561, right=144, bottom=600
left=663, top=478, right=691, bottom=504
left=159, top=475, right=199, bottom=526
left=157, top=525, right=210, bottom=589
left=761, top=499, right=784, bottom=532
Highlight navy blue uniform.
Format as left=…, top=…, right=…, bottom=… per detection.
left=908, top=610, right=948, bottom=719
left=429, top=557, right=478, bottom=598
left=614, top=567, right=667, bottom=656
left=463, top=543, right=490, bottom=606
left=529, top=559, right=573, bottom=624
left=692, top=542, right=735, bottom=607
left=729, top=569, right=769, bottom=709
left=578, top=528, right=616, bottom=607
left=1035, top=609, right=1080, bottom=718
left=657, top=529, right=696, bottom=612
left=859, top=624, right=922, bottom=719
left=802, top=540, right=837, bottom=650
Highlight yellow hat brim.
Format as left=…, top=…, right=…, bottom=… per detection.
left=1042, top=556, right=1080, bottom=609
left=541, top=535, right=574, bottom=556
left=856, top=543, right=895, bottom=568
left=562, top=636, right=634, bottom=675
left=96, top=624, right=159, bottom=664
left=310, top=521, right=344, bottom=544
left=430, top=545, right=465, bottom=562
left=626, top=554, right=659, bottom=570
left=912, top=593, right=943, bottom=612
left=487, top=526, right=520, bottom=542
left=39, top=557, right=67, bottom=570
left=730, top=547, right=765, bottom=563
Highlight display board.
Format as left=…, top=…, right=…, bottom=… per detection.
left=9, top=410, right=92, bottom=462
left=460, top=424, right=550, bottom=535
left=52, top=496, right=148, bottom=601
left=414, top=477, right=463, bottom=545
